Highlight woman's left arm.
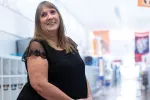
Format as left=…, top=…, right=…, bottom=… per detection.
left=86, top=78, right=92, bottom=99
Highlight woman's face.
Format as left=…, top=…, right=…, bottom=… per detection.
left=40, top=6, right=60, bottom=33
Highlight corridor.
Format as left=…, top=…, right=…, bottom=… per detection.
left=93, top=79, right=149, bottom=100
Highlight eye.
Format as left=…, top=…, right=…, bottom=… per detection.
left=50, top=10, right=56, bottom=14
left=41, top=12, right=47, bottom=17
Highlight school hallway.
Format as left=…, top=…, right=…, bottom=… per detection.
left=93, top=79, right=150, bottom=100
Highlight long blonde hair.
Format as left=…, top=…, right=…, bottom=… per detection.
left=34, top=1, right=77, bottom=53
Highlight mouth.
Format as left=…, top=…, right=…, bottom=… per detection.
left=46, top=22, right=56, bottom=26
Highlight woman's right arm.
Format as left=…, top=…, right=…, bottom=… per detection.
left=27, top=41, right=73, bottom=100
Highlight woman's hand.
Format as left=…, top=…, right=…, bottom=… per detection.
left=78, top=97, right=93, bottom=100
left=86, top=96, right=93, bottom=100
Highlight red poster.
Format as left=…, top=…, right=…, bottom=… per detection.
left=135, top=54, right=142, bottom=62
left=135, top=32, right=149, bottom=62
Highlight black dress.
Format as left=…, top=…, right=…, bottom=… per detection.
left=17, top=39, right=88, bottom=100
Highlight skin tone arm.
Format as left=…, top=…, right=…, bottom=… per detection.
left=27, top=41, right=73, bottom=100
left=86, top=79, right=92, bottom=98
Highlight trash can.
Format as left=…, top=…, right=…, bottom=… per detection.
left=16, top=38, right=32, bottom=56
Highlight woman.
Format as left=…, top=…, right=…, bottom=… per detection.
left=17, top=1, right=92, bottom=100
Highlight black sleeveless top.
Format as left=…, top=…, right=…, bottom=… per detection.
left=17, top=39, right=88, bottom=100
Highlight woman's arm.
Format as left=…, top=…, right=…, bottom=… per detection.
left=86, top=78, right=92, bottom=99
left=27, top=41, right=73, bottom=100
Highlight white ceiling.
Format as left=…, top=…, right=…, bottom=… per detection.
left=1, top=0, right=150, bottom=31
left=57, top=0, right=119, bottom=30
left=56, top=0, right=150, bottom=31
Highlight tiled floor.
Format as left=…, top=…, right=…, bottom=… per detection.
left=93, top=79, right=150, bottom=100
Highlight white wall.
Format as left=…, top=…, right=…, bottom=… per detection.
left=109, top=29, right=135, bottom=58
left=0, top=4, right=34, bottom=54
left=0, top=5, right=34, bottom=38
left=0, top=30, right=20, bottom=54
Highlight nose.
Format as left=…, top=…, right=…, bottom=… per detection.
left=47, top=13, right=53, bottom=20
